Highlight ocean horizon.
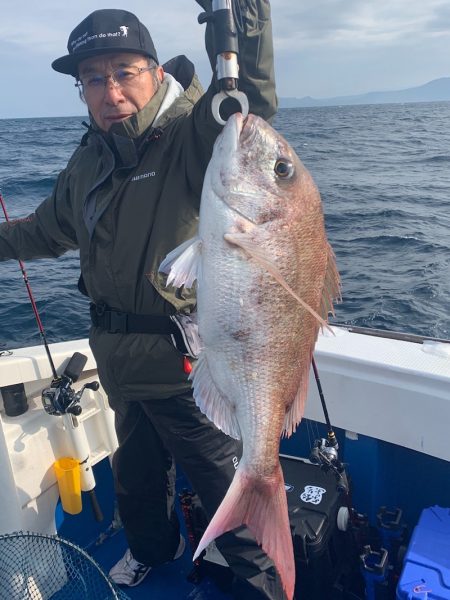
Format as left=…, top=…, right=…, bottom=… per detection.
left=0, top=102, right=449, bottom=350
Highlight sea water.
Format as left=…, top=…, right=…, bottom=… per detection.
left=0, top=102, right=449, bottom=350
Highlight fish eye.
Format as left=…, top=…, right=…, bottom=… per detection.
left=274, top=159, right=293, bottom=178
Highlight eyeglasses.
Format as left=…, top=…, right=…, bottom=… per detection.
left=75, top=65, right=155, bottom=94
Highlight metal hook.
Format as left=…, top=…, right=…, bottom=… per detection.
left=211, top=89, right=249, bottom=125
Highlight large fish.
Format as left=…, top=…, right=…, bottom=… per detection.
left=160, top=113, right=340, bottom=600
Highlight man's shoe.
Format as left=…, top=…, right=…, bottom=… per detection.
left=109, top=536, right=186, bottom=587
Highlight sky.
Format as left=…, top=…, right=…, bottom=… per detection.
left=1, top=0, right=450, bottom=119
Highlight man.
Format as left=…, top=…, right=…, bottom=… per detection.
left=0, top=4, right=284, bottom=598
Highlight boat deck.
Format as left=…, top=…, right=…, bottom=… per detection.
left=91, top=528, right=233, bottom=600
left=58, top=460, right=235, bottom=600
left=2, top=330, right=450, bottom=599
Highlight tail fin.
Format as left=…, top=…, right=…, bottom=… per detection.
left=193, top=466, right=295, bottom=600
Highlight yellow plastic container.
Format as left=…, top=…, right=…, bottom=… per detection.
left=54, top=457, right=82, bottom=515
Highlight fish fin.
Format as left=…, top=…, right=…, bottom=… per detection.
left=193, top=465, right=295, bottom=600
left=224, top=232, right=332, bottom=333
left=283, top=244, right=342, bottom=437
left=319, top=243, right=342, bottom=321
left=190, top=353, right=241, bottom=440
left=282, top=349, right=313, bottom=438
left=158, top=237, right=202, bottom=289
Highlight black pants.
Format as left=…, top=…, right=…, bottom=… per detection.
left=110, top=391, right=286, bottom=600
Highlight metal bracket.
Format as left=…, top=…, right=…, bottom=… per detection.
left=211, top=89, right=249, bottom=125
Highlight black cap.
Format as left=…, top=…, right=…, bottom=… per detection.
left=52, top=9, right=159, bottom=77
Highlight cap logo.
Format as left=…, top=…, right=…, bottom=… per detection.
left=71, top=26, right=131, bottom=53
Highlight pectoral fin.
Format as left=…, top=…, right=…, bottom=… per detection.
left=224, top=232, right=332, bottom=332
left=159, top=237, right=202, bottom=289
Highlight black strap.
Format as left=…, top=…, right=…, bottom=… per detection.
left=90, top=303, right=179, bottom=335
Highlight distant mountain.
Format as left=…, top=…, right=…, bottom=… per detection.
left=279, top=77, right=450, bottom=108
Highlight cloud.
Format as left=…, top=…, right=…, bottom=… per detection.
left=1, top=0, right=450, bottom=116
left=0, top=1, right=206, bottom=59
left=1, top=6, right=69, bottom=53
left=427, top=3, right=450, bottom=32
left=272, top=0, right=450, bottom=49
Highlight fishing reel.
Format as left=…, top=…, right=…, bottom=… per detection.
left=310, top=437, right=339, bottom=465
left=310, top=433, right=349, bottom=493
left=42, top=352, right=99, bottom=417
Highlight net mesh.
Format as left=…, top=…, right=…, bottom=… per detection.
left=0, top=531, right=130, bottom=600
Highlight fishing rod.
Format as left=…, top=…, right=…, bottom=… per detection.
left=0, top=192, right=57, bottom=379
left=0, top=191, right=103, bottom=521
left=312, top=356, right=334, bottom=437
left=310, top=355, right=348, bottom=493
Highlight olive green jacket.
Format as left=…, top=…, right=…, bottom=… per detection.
left=0, top=1, right=277, bottom=401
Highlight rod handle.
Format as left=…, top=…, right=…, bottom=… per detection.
left=64, top=352, right=88, bottom=382
left=88, top=489, right=103, bottom=522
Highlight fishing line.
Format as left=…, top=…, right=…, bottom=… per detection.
left=0, top=192, right=57, bottom=378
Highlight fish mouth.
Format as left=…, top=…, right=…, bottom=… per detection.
left=220, top=113, right=256, bottom=152
left=240, top=114, right=257, bottom=144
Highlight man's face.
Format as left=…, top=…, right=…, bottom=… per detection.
left=78, top=52, right=164, bottom=132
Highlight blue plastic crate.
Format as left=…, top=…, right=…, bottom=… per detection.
left=397, top=506, right=450, bottom=599
left=416, top=505, right=450, bottom=535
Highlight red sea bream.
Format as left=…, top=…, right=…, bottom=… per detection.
left=160, top=112, right=341, bottom=599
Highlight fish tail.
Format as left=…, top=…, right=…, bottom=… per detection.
left=193, top=465, right=295, bottom=600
